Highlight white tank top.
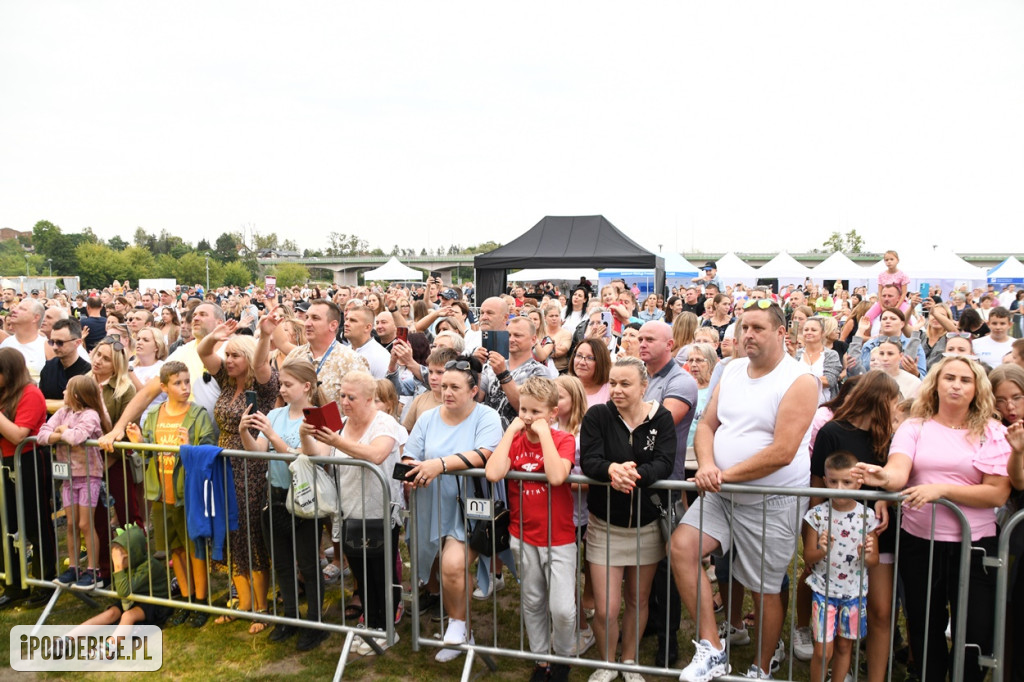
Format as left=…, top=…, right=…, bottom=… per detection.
left=713, top=355, right=812, bottom=504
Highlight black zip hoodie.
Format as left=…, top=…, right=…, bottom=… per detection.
left=581, top=400, right=676, bottom=528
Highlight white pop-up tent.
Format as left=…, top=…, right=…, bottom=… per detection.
left=865, top=247, right=988, bottom=295
left=362, top=257, right=423, bottom=281
left=988, top=256, right=1024, bottom=286
left=714, top=252, right=759, bottom=286
left=809, top=252, right=873, bottom=291
left=757, top=252, right=812, bottom=288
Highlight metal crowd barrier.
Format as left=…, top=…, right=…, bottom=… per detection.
left=407, top=468, right=1007, bottom=682
left=3, top=440, right=1018, bottom=681
left=4, top=437, right=397, bottom=681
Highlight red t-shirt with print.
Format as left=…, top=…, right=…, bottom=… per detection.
left=507, top=429, right=577, bottom=547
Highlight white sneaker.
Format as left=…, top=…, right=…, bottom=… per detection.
left=621, top=660, right=645, bottom=682
left=792, top=627, right=813, bottom=662
left=353, top=632, right=399, bottom=656
left=588, top=669, right=619, bottom=682
left=769, top=639, right=785, bottom=674
left=435, top=632, right=474, bottom=662
left=572, top=627, right=597, bottom=656
left=472, top=575, right=505, bottom=600
left=679, top=639, right=730, bottom=682
left=744, top=664, right=772, bottom=679
left=442, top=618, right=469, bottom=645
left=717, top=620, right=750, bottom=646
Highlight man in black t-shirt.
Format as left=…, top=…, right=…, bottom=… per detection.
left=39, top=318, right=91, bottom=407
left=79, top=297, right=107, bottom=353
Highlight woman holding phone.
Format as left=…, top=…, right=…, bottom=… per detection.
left=199, top=320, right=280, bottom=633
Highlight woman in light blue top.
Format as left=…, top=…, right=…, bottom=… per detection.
left=403, top=357, right=502, bottom=662
left=638, top=295, right=665, bottom=322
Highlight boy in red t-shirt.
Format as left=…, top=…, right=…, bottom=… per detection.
left=486, top=376, right=578, bottom=682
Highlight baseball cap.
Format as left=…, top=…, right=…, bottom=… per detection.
left=702, top=261, right=717, bottom=270
left=440, top=288, right=460, bottom=300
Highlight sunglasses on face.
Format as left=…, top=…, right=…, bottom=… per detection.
left=47, top=338, right=77, bottom=348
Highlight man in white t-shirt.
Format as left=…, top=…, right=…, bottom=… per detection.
left=0, top=299, right=51, bottom=383
left=100, top=303, right=227, bottom=448
left=674, top=301, right=818, bottom=681
left=973, top=307, right=1015, bottom=369
left=343, top=306, right=391, bottom=379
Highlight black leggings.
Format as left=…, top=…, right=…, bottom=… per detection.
left=343, top=521, right=401, bottom=631
left=899, top=530, right=997, bottom=682
left=262, top=496, right=325, bottom=623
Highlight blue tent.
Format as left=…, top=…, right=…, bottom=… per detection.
left=600, top=253, right=700, bottom=296
left=988, top=256, right=1024, bottom=285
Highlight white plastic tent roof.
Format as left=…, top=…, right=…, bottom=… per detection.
left=362, top=256, right=423, bottom=281
left=757, top=251, right=812, bottom=279
left=988, top=256, right=1024, bottom=281
left=810, top=252, right=869, bottom=279
left=714, top=252, right=759, bottom=282
left=864, top=248, right=988, bottom=282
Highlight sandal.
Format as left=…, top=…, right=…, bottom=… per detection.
left=249, top=610, right=269, bottom=635
left=214, top=614, right=236, bottom=625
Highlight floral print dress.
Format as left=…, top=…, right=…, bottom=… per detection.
left=214, top=366, right=279, bottom=575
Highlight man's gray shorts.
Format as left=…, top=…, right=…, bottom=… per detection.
left=681, top=493, right=805, bottom=594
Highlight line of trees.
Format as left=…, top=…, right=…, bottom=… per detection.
left=1, top=221, right=502, bottom=290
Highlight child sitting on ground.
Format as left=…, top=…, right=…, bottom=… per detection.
left=486, top=376, right=578, bottom=682
left=40, top=375, right=111, bottom=591
left=68, top=523, right=172, bottom=636
left=803, top=452, right=880, bottom=682
left=127, top=361, right=216, bottom=628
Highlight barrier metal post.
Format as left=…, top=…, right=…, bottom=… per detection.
left=989, top=508, right=1024, bottom=682
left=11, top=438, right=396, bottom=680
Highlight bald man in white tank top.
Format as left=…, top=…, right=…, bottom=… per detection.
left=673, top=301, right=818, bottom=682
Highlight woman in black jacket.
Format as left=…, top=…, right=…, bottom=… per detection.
left=581, top=355, right=676, bottom=679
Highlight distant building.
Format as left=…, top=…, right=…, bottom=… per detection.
left=0, top=228, right=31, bottom=242
left=256, top=248, right=301, bottom=259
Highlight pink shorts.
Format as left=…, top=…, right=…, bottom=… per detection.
left=62, top=477, right=102, bottom=508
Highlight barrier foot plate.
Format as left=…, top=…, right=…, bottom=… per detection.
left=459, top=648, right=499, bottom=682
left=333, top=630, right=355, bottom=682
left=31, top=587, right=63, bottom=634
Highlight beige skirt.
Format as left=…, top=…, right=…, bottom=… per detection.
left=586, top=513, right=666, bottom=567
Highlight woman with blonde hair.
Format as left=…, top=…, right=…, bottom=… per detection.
left=535, top=302, right=573, bottom=374
left=199, top=320, right=279, bottom=633
left=672, top=312, right=699, bottom=365
left=240, top=357, right=331, bottom=650
left=855, top=356, right=1010, bottom=682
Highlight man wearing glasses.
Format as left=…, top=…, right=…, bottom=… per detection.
left=38, top=318, right=91, bottom=412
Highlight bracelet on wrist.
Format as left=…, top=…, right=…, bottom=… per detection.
left=497, top=370, right=513, bottom=384
left=440, top=457, right=447, bottom=474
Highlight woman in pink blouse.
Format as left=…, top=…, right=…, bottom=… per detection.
left=854, top=355, right=1010, bottom=682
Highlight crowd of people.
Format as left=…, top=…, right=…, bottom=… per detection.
left=0, top=251, right=1023, bottom=681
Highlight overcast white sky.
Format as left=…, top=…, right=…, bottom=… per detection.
left=2, top=1, right=1022, bottom=256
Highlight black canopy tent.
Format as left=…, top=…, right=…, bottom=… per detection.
left=474, top=215, right=664, bottom=301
